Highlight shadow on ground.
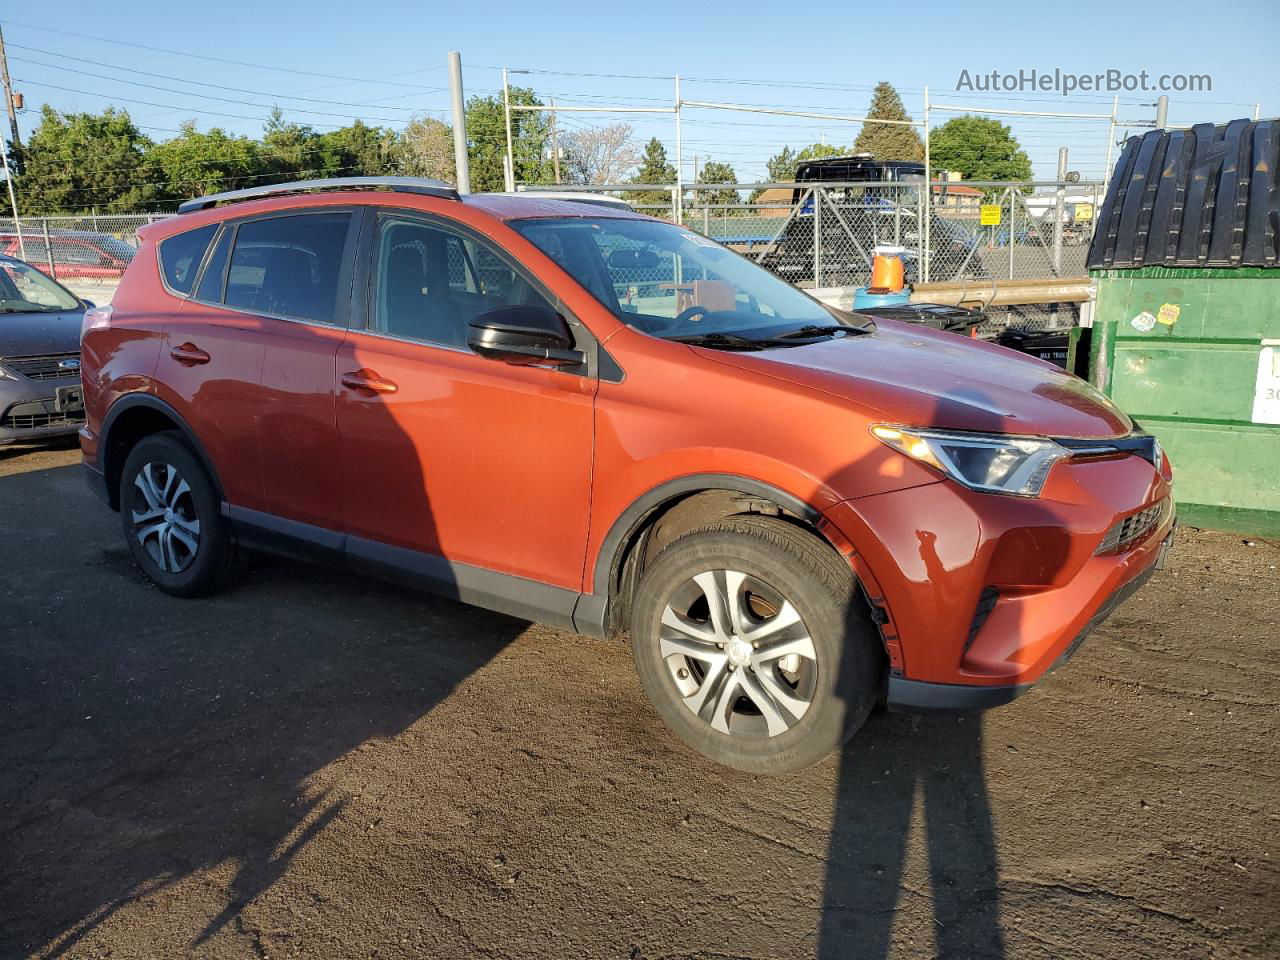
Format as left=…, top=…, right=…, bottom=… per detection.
left=0, top=461, right=524, bottom=957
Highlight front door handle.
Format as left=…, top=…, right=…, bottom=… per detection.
left=170, top=342, right=210, bottom=365
left=341, top=370, right=399, bottom=394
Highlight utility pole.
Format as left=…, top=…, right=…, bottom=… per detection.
left=549, top=98, right=561, bottom=185
left=447, top=51, right=470, bottom=194
left=1154, top=95, right=1169, bottom=130
left=501, top=68, right=515, bottom=192
left=0, top=25, right=21, bottom=167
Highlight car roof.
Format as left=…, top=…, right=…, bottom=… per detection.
left=461, top=193, right=646, bottom=221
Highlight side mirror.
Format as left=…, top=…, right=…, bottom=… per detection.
left=467, top=304, right=584, bottom=367
left=80, top=298, right=96, bottom=309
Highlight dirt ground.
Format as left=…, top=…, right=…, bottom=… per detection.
left=1, top=439, right=1276, bottom=960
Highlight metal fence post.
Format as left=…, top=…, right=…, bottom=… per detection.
left=1007, top=188, right=1016, bottom=280
left=1052, top=149, right=1067, bottom=277
left=41, top=218, right=56, bottom=279
left=813, top=187, right=823, bottom=288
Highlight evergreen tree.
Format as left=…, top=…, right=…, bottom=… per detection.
left=851, top=82, right=924, bottom=162
left=696, top=160, right=739, bottom=208
left=625, top=137, right=677, bottom=210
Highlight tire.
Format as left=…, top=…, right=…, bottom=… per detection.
left=118, top=431, right=240, bottom=598
left=630, top=515, right=881, bottom=774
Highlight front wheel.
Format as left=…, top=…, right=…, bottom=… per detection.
left=630, top=516, right=881, bottom=774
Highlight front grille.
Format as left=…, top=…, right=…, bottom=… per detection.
left=2, top=353, right=81, bottom=381
left=1, top=397, right=85, bottom=431
left=1096, top=499, right=1167, bottom=554
left=1, top=410, right=83, bottom=430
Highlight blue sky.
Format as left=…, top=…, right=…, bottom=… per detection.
left=4, top=0, right=1276, bottom=184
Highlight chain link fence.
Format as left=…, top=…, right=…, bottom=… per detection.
left=0, top=213, right=164, bottom=303
left=527, top=179, right=1101, bottom=331
left=4, top=181, right=1100, bottom=328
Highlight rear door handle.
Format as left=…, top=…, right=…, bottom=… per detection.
left=341, top=370, right=399, bottom=394
left=170, top=343, right=210, bottom=365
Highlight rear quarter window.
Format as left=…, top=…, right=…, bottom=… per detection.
left=158, top=224, right=217, bottom=295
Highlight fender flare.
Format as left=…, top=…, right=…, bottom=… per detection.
left=100, top=393, right=225, bottom=509
left=591, top=473, right=822, bottom=595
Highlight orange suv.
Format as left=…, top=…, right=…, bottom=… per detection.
left=80, top=177, right=1175, bottom=773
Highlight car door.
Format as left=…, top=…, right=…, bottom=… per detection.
left=154, top=221, right=271, bottom=512
left=335, top=210, right=596, bottom=599
left=215, top=209, right=358, bottom=530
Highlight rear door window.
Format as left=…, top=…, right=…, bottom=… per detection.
left=158, top=224, right=217, bottom=295
left=223, top=213, right=352, bottom=326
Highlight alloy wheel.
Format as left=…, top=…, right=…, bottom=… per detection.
left=130, top=461, right=201, bottom=574
left=660, top=569, right=818, bottom=738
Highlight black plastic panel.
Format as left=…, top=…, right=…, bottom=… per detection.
left=1088, top=119, right=1279, bottom=269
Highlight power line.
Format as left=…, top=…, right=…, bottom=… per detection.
left=10, top=58, right=438, bottom=123
left=7, top=43, right=445, bottom=108
left=2, top=19, right=445, bottom=89
left=13, top=77, right=429, bottom=127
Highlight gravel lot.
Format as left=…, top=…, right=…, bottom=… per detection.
left=1, top=439, right=1276, bottom=959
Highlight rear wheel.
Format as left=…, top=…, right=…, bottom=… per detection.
left=630, top=516, right=881, bottom=774
left=119, top=432, right=239, bottom=597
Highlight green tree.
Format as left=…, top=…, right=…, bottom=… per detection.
left=16, top=106, right=157, bottom=213
left=696, top=160, right=739, bottom=208
left=318, top=120, right=400, bottom=177
left=851, top=82, right=924, bottom=162
left=625, top=137, right=676, bottom=209
left=261, top=110, right=326, bottom=180
left=465, top=87, right=552, bottom=192
left=395, top=116, right=455, bottom=182
left=929, top=115, right=1033, bottom=188
left=147, top=123, right=267, bottom=202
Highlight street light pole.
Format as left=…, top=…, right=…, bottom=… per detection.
left=447, top=51, right=470, bottom=194
left=502, top=68, right=515, bottom=191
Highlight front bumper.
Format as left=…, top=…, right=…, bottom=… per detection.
left=0, top=377, right=85, bottom=444
left=885, top=560, right=1158, bottom=710
left=824, top=451, right=1175, bottom=705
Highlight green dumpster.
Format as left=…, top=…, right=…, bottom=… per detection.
left=1088, top=119, right=1280, bottom=537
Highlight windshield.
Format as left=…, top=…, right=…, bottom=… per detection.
left=510, top=217, right=841, bottom=341
left=0, top=258, right=81, bottom=313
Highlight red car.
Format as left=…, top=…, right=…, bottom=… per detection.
left=79, top=177, right=1175, bottom=773
left=0, top=230, right=136, bottom=282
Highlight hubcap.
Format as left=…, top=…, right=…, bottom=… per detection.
left=660, top=569, right=818, bottom=739
left=130, top=461, right=200, bottom=574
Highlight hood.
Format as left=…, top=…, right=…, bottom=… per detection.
left=700, top=318, right=1132, bottom=439
left=0, top=309, right=84, bottom=359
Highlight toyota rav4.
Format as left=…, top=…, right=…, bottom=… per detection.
left=80, top=177, right=1175, bottom=773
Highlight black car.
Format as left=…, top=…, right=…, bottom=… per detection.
left=759, top=154, right=979, bottom=285
left=0, top=255, right=90, bottom=445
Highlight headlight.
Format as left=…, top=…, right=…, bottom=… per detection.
left=0, top=364, right=14, bottom=381
left=871, top=424, right=1070, bottom=497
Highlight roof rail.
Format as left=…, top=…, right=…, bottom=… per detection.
left=176, top=176, right=460, bottom=214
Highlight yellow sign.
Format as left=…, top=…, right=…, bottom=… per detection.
left=1075, top=203, right=1094, bottom=221
left=979, top=204, right=1002, bottom=226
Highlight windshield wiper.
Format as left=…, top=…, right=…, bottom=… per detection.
left=773, top=323, right=872, bottom=340
left=671, top=331, right=772, bottom=350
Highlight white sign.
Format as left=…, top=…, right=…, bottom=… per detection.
left=1253, top=340, right=1280, bottom=425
